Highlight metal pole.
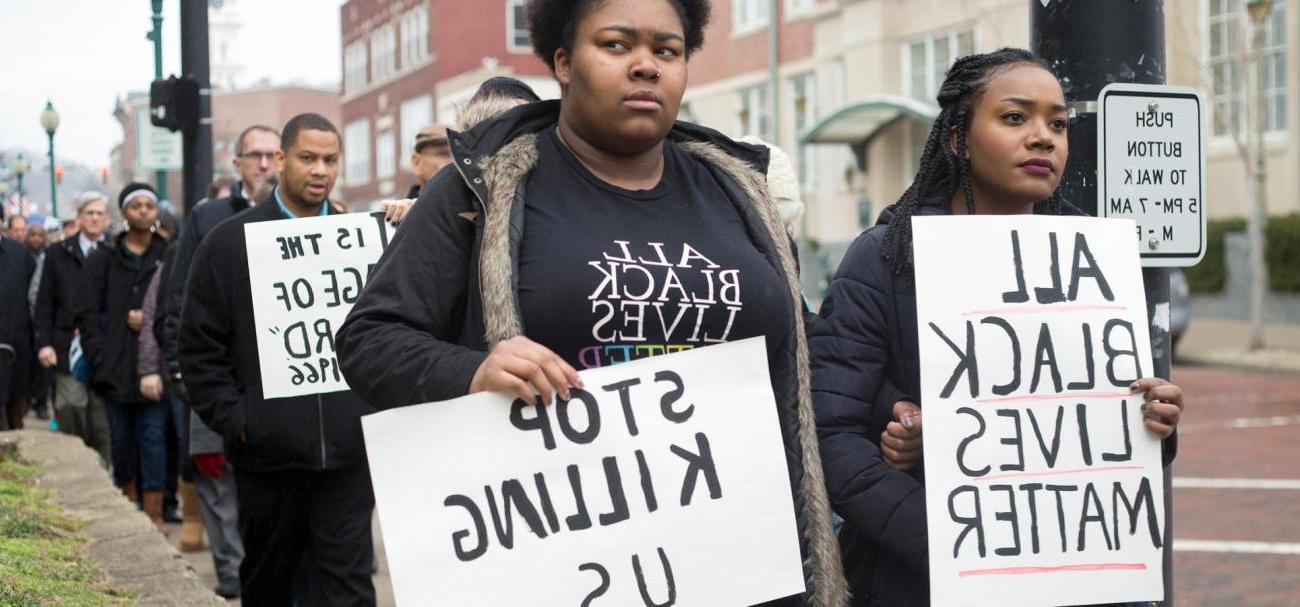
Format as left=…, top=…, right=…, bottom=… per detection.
left=47, top=133, right=57, bottom=218
left=180, top=0, right=213, bottom=214
left=768, top=0, right=780, bottom=143
left=1246, top=14, right=1269, bottom=350
left=150, top=0, right=168, bottom=202
left=1031, top=1, right=1174, bottom=603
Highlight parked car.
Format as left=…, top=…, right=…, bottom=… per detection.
left=1170, top=268, right=1190, bottom=354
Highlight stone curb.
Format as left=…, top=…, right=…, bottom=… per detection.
left=2, top=429, right=225, bottom=606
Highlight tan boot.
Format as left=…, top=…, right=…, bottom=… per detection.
left=142, top=490, right=167, bottom=533
left=178, top=481, right=204, bottom=551
left=120, top=479, right=138, bottom=503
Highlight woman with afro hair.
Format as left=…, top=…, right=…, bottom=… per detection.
left=337, top=0, right=849, bottom=605
left=810, top=48, right=1186, bottom=606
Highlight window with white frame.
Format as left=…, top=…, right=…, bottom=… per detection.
left=507, top=0, right=530, bottom=50
left=344, top=119, right=371, bottom=184
left=344, top=41, right=367, bottom=93
left=905, top=28, right=975, bottom=104
left=371, top=23, right=397, bottom=83
left=789, top=73, right=816, bottom=188
left=1207, top=0, right=1287, bottom=136
left=733, top=0, right=769, bottom=33
left=399, top=3, right=429, bottom=68
left=737, top=85, right=771, bottom=141
left=399, top=95, right=434, bottom=157
left=375, top=130, right=396, bottom=180
left=786, top=0, right=816, bottom=15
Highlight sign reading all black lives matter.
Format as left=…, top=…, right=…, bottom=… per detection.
left=912, top=216, right=1165, bottom=607
left=245, top=212, right=391, bottom=399
left=362, top=338, right=806, bottom=606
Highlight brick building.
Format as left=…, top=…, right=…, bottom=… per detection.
left=681, top=0, right=1294, bottom=253
left=338, top=0, right=555, bottom=205
left=111, top=84, right=341, bottom=211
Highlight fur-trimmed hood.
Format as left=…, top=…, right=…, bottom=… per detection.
left=444, top=98, right=850, bottom=607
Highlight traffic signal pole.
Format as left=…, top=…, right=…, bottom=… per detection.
left=180, top=0, right=213, bottom=214
left=1031, top=1, right=1175, bottom=603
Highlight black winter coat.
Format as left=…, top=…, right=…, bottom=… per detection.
left=178, top=199, right=375, bottom=472
left=0, top=238, right=36, bottom=391
left=34, top=234, right=105, bottom=373
left=162, top=185, right=254, bottom=372
left=812, top=202, right=1176, bottom=607
left=76, top=233, right=168, bottom=403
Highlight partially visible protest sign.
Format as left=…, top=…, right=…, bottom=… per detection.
left=363, top=337, right=806, bottom=606
left=245, top=212, right=392, bottom=399
left=912, top=216, right=1165, bottom=607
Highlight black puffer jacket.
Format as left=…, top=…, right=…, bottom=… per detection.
left=812, top=201, right=1175, bottom=607
left=77, top=233, right=168, bottom=403
left=179, top=199, right=375, bottom=472
left=34, top=234, right=104, bottom=373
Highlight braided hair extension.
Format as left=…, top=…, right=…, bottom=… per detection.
left=881, top=48, right=1065, bottom=276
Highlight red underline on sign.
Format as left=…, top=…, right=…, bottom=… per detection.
left=962, top=304, right=1129, bottom=317
left=958, top=563, right=1148, bottom=577
left=976, top=391, right=1133, bottom=404
left=970, top=465, right=1146, bottom=483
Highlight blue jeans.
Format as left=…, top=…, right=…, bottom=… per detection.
left=106, top=399, right=169, bottom=490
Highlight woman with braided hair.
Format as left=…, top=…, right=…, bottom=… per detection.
left=810, top=48, right=1186, bottom=606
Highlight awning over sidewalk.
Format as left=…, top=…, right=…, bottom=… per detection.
left=801, top=95, right=938, bottom=145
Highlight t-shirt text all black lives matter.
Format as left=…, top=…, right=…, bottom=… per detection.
left=517, top=129, right=792, bottom=370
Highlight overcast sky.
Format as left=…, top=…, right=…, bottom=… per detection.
left=0, top=0, right=342, bottom=168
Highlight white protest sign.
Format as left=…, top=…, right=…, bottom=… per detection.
left=913, top=216, right=1165, bottom=607
left=245, top=212, right=392, bottom=399
left=1099, top=83, right=1206, bottom=267
left=363, top=337, right=806, bottom=606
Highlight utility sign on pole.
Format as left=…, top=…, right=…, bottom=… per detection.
left=136, top=107, right=183, bottom=172
left=1098, top=83, right=1206, bottom=267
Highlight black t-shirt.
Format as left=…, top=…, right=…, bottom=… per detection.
left=517, top=128, right=791, bottom=370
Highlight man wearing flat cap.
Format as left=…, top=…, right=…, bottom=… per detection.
left=408, top=123, right=452, bottom=199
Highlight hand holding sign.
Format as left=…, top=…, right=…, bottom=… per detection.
left=469, top=335, right=584, bottom=405
left=882, top=400, right=923, bottom=471
left=1132, top=378, right=1183, bottom=438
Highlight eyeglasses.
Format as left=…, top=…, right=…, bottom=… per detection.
left=239, top=151, right=277, bottom=163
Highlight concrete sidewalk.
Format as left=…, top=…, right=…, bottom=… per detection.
left=1176, top=317, right=1300, bottom=373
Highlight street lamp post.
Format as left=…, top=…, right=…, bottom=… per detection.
left=1245, top=0, right=1273, bottom=351
left=13, top=153, right=27, bottom=198
left=41, top=100, right=61, bottom=218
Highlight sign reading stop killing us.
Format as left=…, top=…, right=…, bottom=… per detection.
left=245, top=212, right=392, bottom=399
left=912, top=216, right=1166, bottom=607
left=362, top=337, right=806, bottom=606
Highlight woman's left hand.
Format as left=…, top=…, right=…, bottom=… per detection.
left=140, top=373, right=164, bottom=402
left=1131, top=377, right=1184, bottom=438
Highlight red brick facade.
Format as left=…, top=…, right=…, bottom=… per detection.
left=339, top=0, right=550, bottom=205
left=689, top=0, right=817, bottom=86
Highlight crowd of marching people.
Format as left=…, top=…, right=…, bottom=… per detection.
left=0, top=0, right=1193, bottom=606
